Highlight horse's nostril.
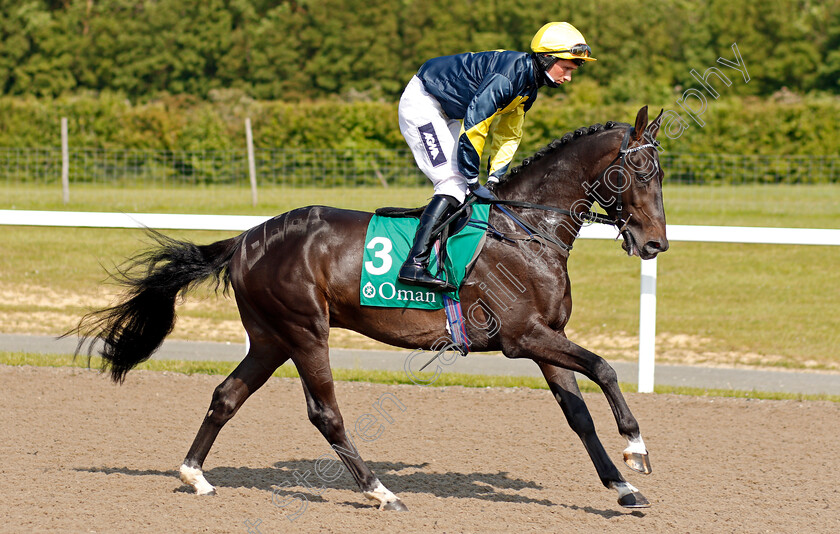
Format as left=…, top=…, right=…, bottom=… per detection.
left=645, top=240, right=669, bottom=253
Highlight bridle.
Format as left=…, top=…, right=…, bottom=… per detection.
left=447, top=126, right=660, bottom=253
left=591, top=126, right=660, bottom=235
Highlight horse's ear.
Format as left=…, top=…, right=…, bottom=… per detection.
left=633, top=105, right=649, bottom=140
left=646, top=108, right=665, bottom=139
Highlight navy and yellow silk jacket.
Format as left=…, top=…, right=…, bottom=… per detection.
left=417, top=50, right=545, bottom=182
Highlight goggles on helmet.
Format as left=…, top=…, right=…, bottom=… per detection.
left=552, top=43, right=592, bottom=59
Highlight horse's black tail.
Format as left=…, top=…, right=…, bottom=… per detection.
left=68, top=229, right=244, bottom=383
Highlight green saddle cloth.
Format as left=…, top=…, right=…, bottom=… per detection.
left=360, top=204, right=489, bottom=309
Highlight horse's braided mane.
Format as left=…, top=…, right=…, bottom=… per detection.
left=495, top=120, right=628, bottom=186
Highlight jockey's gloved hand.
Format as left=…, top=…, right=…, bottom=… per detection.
left=467, top=180, right=497, bottom=201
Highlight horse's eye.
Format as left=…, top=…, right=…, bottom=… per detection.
left=634, top=157, right=659, bottom=183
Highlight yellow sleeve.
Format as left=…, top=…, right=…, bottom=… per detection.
left=487, top=102, right=526, bottom=180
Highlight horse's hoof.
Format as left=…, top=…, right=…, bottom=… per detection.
left=618, top=491, right=650, bottom=508
left=179, top=464, right=217, bottom=495
left=381, top=499, right=409, bottom=512
left=623, top=451, right=652, bottom=474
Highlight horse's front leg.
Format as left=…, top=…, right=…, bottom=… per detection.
left=509, top=323, right=651, bottom=474
left=537, top=361, right=650, bottom=508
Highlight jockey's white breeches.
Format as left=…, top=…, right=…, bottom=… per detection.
left=398, top=75, right=469, bottom=203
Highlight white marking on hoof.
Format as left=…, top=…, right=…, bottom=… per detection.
left=609, top=480, right=640, bottom=499
left=363, top=480, right=399, bottom=510
left=179, top=464, right=216, bottom=495
left=624, top=435, right=647, bottom=455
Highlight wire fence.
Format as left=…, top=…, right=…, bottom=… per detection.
left=1, top=147, right=840, bottom=187
left=0, top=148, right=424, bottom=187
left=661, top=153, right=840, bottom=185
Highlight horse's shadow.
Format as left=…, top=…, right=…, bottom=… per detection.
left=77, top=459, right=552, bottom=506
left=75, top=460, right=644, bottom=517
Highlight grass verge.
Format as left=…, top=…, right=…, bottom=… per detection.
left=3, top=351, right=837, bottom=403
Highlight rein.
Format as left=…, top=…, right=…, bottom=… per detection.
left=429, top=126, right=659, bottom=257
left=482, top=126, right=659, bottom=251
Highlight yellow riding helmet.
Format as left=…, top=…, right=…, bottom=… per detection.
left=531, top=22, right=596, bottom=62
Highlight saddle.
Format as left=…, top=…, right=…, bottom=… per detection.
left=375, top=202, right=474, bottom=278
left=375, top=202, right=474, bottom=236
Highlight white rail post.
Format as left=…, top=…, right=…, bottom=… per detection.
left=638, top=257, right=657, bottom=393
left=61, top=117, right=70, bottom=205
left=245, top=118, right=258, bottom=207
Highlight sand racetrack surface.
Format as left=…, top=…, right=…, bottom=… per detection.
left=2, top=364, right=838, bottom=533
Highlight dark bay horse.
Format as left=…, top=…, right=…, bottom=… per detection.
left=72, top=105, right=668, bottom=511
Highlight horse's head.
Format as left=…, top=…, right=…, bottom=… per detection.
left=492, top=108, right=669, bottom=259
left=596, top=106, right=669, bottom=260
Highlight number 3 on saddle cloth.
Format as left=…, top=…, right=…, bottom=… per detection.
left=360, top=203, right=490, bottom=352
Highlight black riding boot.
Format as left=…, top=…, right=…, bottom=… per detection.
left=398, top=195, right=458, bottom=292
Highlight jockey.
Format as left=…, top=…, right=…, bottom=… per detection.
left=397, top=22, right=596, bottom=291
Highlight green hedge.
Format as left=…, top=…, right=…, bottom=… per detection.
left=2, top=91, right=840, bottom=162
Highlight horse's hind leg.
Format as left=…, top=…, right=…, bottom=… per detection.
left=538, top=362, right=650, bottom=508
left=294, top=343, right=408, bottom=511
left=179, top=344, right=285, bottom=495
